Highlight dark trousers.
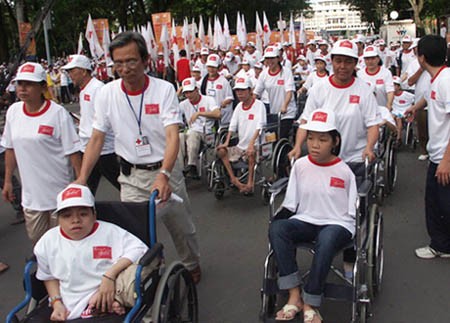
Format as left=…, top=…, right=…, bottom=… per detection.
left=0, top=151, right=22, bottom=213
left=85, top=153, right=121, bottom=195
left=280, top=118, right=294, bottom=140
left=426, top=162, right=450, bottom=253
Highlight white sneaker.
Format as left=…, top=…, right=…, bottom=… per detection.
left=415, top=246, right=450, bottom=259
left=418, top=154, right=429, bottom=161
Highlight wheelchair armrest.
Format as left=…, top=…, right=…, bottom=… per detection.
left=139, top=243, right=163, bottom=267
left=357, top=179, right=372, bottom=198
left=268, top=177, right=289, bottom=195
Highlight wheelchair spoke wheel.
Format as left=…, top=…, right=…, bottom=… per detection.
left=271, top=139, right=293, bottom=180
left=260, top=251, right=279, bottom=320
left=367, top=204, right=384, bottom=300
left=152, top=262, right=198, bottom=323
left=213, top=181, right=226, bottom=200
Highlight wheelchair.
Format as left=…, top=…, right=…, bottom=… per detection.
left=209, top=114, right=293, bottom=203
left=259, top=161, right=384, bottom=323
left=6, top=191, right=198, bottom=323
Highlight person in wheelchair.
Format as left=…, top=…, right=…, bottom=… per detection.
left=180, top=77, right=221, bottom=179
left=268, top=109, right=357, bottom=322
left=216, top=77, right=267, bottom=193
left=34, top=184, right=149, bottom=321
left=392, top=76, right=415, bottom=143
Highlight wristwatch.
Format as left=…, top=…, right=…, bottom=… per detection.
left=159, top=169, right=171, bottom=179
left=48, top=295, right=63, bottom=307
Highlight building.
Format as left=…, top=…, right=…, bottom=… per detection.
left=303, top=0, right=368, bottom=36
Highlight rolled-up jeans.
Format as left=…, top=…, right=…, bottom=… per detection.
left=269, top=218, right=352, bottom=307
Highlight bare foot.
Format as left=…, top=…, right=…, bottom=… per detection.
left=230, top=177, right=245, bottom=191
left=112, top=301, right=125, bottom=315
left=241, top=183, right=253, bottom=193
left=0, top=262, right=9, bottom=274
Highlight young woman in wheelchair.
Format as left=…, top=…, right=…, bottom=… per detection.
left=34, top=184, right=149, bottom=321
left=269, top=109, right=357, bottom=322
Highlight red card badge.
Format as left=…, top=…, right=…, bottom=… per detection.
left=399, top=100, right=406, bottom=104
left=277, top=79, right=285, bottom=86
left=38, top=125, right=54, bottom=136
left=20, top=64, right=35, bottom=73
left=84, top=94, right=90, bottom=102
left=376, top=79, right=384, bottom=85
left=312, top=111, right=328, bottom=122
left=330, top=177, right=345, bottom=189
left=431, top=91, right=436, bottom=100
left=62, top=187, right=82, bottom=200
left=199, top=107, right=206, bottom=112
left=349, top=95, right=360, bottom=104
left=248, top=114, right=254, bottom=120
left=216, top=84, right=223, bottom=90
left=93, top=246, right=112, bottom=259
left=145, top=104, right=160, bottom=115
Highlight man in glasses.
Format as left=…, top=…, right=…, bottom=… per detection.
left=75, top=32, right=201, bottom=283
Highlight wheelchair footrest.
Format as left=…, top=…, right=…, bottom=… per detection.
left=323, top=283, right=353, bottom=302
left=262, top=277, right=279, bottom=295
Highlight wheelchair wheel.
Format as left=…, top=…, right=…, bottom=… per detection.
left=355, top=302, right=368, bottom=323
left=367, top=204, right=384, bottom=300
left=404, top=122, right=416, bottom=151
left=260, top=186, right=270, bottom=206
left=151, top=261, right=198, bottom=323
left=271, top=139, right=293, bottom=179
left=385, top=138, right=398, bottom=194
left=213, top=181, right=226, bottom=200
left=260, top=250, right=279, bottom=321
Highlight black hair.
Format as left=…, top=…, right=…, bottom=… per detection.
left=306, top=129, right=341, bottom=156
left=179, top=49, right=187, bottom=57
left=418, top=35, right=446, bottom=67
left=109, top=31, right=149, bottom=62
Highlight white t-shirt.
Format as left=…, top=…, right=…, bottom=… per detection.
left=378, top=105, right=396, bottom=128
left=406, top=58, right=431, bottom=103
left=357, top=66, right=394, bottom=107
left=301, top=76, right=380, bottom=163
left=60, top=72, right=69, bottom=87
left=357, top=55, right=366, bottom=71
left=306, top=49, right=318, bottom=66
left=224, top=59, right=240, bottom=75
left=392, top=90, right=414, bottom=117
left=179, top=94, right=219, bottom=133
left=218, top=67, right=231, bottom=79
left=399, top=49, right=416, bottom=75
left=425, top=67, right=450, bottom=163
left=229, top=99, right=267, bottom=150
left=235, top=68, right=256, bottom=82
left=303, top=71, right=327, bottom=92
left=34, top=221, right=148, bottom=320
left=293, top=64, right=312, bottom=81
left=282, top=156, right=357, bottom=236
left=195, top=59, right=208, bottom=78
left=79, top=77, right=115, bottom=154
left=202, top=74, right=234, bottom=124
left=254, top=67, right=297, bottom=119
left=1, top=100, right=81, bottom=210
left=93, top=75, right=182, bottom=164
left=243, top=50, right=262, bottom=67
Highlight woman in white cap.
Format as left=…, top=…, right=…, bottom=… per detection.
left=270, top=109, right=357, bottom=322
left=298, top=53, right=328, bottom=95
left=1, top=62, right=81, bottom=245
left=254, top=46, right=297, bottom=139
left=357, top=45, right=395, bottom=109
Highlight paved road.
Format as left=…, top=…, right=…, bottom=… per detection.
left=1, top=111, right=449, bottom=322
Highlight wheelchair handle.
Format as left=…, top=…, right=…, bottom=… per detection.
left=149, top=190, right=159, bottom=248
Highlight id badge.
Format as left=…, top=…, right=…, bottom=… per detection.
left=207, top=88, right=216, bottom=97
left=136, top=136, right=152, bottom=157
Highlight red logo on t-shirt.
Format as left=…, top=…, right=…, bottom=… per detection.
left=376, top=79, right=384, bottom=85
left=93, top=246, right=112, bottom=259
left=145, top=104, right=160, bottom=115
left=330, top=177, right=345, bottom=189
left=399, top=100, right=406, bottom=104
left=248, top=114, right=254, bottom=120
left=312, top=111, right=328, bottom=123
left=349, top=95, right=360, bottom=104
left=199, top=107, right=206, bottom=112
left=62, top=187, right=82, bottom=200
left=38, top=125, right=54, bottom=136
left=277, top=79, right=285, bottom=86
left=84, top=94, right=90, bottom=102
left=20, top=64, right=35, bottom=73
left=216, top=84, right=223, bottom=90
left=431, top=91, right=436, bottom=100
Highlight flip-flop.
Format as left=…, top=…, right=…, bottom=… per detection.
left=0, top=262, right=10, bottom=274
left=275, top=304, right=301, bottom=321
left=304, top=308, right=323, bottom=323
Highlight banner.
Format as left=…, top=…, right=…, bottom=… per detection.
left=152, top=12, right=171, bottom=43
left=93, top=19, right=109, bottom=44
left=18, top=22, right=36, bottom=56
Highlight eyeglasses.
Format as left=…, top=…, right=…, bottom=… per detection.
left=113, top=59, right=140, bottom=69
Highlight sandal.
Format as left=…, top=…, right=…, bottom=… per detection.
left=304, top=308, right=323, bottom=323
left=275, top=304, right=301, bottom=321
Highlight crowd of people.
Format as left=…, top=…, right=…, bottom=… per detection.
left=0, top=29, right=449, bottom=322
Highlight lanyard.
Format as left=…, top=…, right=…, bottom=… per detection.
left=125, top=89, right=145, bottom=136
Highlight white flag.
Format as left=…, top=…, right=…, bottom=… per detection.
left=146, top=21, right=157, bottom=62
left=278, top=12, right=285, bottom=44
left=289, top=12, right=296, bottom=48
left=299, top=12, right=307, bottom=45
left=207, top=17, right=213, bottom=47
left=102, top=26, right=112, bottom=65
left=241, top=13, right=247, bottom=47
left=160, top=24, right=170, bottom=67
left=255, top=12, right=263, bottom=53
left=77, top=32, right=83, bottom=55
left=262, top=11, right=271, bottom=47
left=85, top=14, right=104, bottom=60
left=171, top=19, right=179, bottom=71
left=182, top=18, right=190, bottom=59
left=198, top=15, right=205, bottom=47
left=223, top=14, right=232, bottom=50
left=213, top=16, right=225, bottom=50
left=189, top=18, right=196, bottom=57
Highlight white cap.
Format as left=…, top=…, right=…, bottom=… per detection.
left=206, top=54, right=220, bottom=67
left=409, top=38, right=419, bottom=50
left=318, top=39, right=328, bottom=46
left=247, top=41, right=256, bottom=48
left=307, top=40, right=316, bottom=46
left=192, top=64, right=201, bottom=72
left=14, top=62, right=47, bottom=82
left=54, top=184, right=95, bottom=215
left=314, top=53, right=327, bottom=63
left=200, top=47, right=209, bottom=55
left=264, top=46, right=279, bottom=58
left=224, top=52, right=234, bottom=62
left=233, top=77, right=252, bottom=90
left=182, top=77, right=197, bottom=92
left=402, top=35, right=412, bottom=43
left=354, top=34, right=366, bottom=43
left=240, top=59, right=250, bottom=65
left=363, top=45, right=380, bottom=58
left=331, top=39, right=358, bottom=59
left=297, top=55, right=307, bottom=61
left=300, top=109, right=337, bottom=132
left=282, top=42, right=289, bottom=47
left=62, top=55, right=92, bottom=71
left=392, top=76, right=401, bottom=84
left=157, top=51, right=163, bottom=56
left=254, top=62, right=263, bottom=69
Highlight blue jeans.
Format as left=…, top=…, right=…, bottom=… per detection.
left=269, top=219, right=352, bottom=307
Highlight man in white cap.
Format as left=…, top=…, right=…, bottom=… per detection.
left=195, top=47, right=209, bottom=78
left=223, top=51, right=240, bottom=75
left=179, top=77, right=220, bottom=178
left=244, top=41, right=262, bottom=67
left=62, top=55, right=120, bottom=195
left=216, top=77, right=266, bottom=193
left=396, top=34, right=415, bottom=77
left=305, top=40, right=318, bottom=66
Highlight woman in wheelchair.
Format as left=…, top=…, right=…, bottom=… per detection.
left=268, top=109, right=357, bottom=322
left=34, top=184, right=148, bottom=321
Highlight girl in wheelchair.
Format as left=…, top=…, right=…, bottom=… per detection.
left=268, top=109, right=357, bottom=322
